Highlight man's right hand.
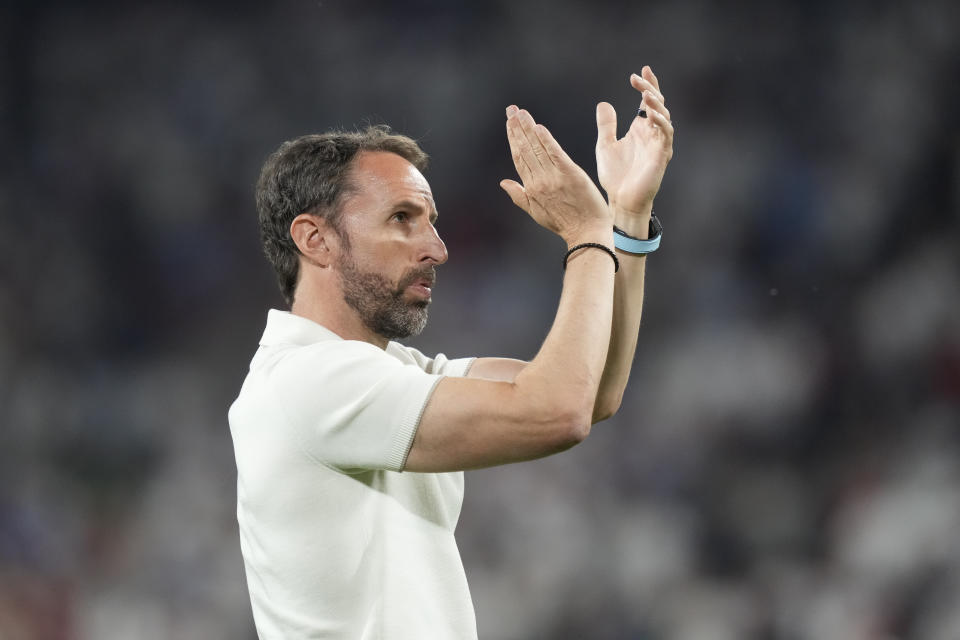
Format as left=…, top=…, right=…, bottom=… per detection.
left=499, top=105, right=612, bottom=246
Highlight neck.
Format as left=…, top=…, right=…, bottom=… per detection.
left=290, top=282, right=389, bottom=350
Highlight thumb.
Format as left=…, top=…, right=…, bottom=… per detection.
left=499, top=179, right=530, bottom=211
left=596, top=102, right=617, bottom=148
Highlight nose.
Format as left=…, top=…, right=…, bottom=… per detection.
left=420, top=223, right=448, bottom=265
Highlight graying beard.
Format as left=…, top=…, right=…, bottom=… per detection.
left=339, top=261, right=428, bottom=340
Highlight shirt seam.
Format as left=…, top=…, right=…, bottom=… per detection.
left=398, top=375, right=445, bottom=472
left=460, top=357, right=478, bottom=377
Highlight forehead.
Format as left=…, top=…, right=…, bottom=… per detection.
left=347, top=151, right=433, bottom=206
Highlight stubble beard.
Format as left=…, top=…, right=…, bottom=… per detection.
left=338, top=254, right=434, bottom=341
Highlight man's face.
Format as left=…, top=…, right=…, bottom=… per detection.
left=335, top=152, right=448, bottom=340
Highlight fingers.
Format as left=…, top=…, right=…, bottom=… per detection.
left=630, top=90, right=673, bottom=144
left=638, top=89, right=671, bottom=125
left=643, top=102, right=674, bottom=142
left=505, top=105, right=536, bottom=182
left=507, top=105, right=571, bottom=175
left=630, top=69, right=665, bottom=105
left=623, top=71, right=674, bottom=152
left=628, top=66, right=672, bottom=140
left=596, top=102, right=617, bottom=148
left=642, top=65, right=661, bottom=94
left=506, top=105, right=550, bottom=176
left=532, top=121, right=574, bottom=168
left=516, top=109, right=549, bottom=170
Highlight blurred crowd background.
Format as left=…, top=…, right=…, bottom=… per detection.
left=1, top=0, right=958, bottom=638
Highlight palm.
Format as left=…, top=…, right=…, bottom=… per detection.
left=597, top=121, right=669, bottom=213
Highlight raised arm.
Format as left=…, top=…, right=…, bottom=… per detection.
left=592, top=65, right=674, bottom=421
left=404, top=106, right=615, bottom=472
left=461, top=67, right=675, bottom=420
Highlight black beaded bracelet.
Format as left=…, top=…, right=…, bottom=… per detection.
left=563, top=243, right=619, bottom=272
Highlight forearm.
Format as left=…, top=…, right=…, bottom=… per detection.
left=589, top=64, right=673, bottom=423
left=593, top=206, right=650, bottom=421
left=407, top=236, right=617, bottom=472
left=514, top=228, right=616, bottom=428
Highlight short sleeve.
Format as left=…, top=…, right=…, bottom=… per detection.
left=266, top=340, right=444, bottom=472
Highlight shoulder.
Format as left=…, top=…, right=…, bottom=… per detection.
left=386, top=342, right=476, bottom=377
left=263, top=339, right=404, bottom=378
left=385, top=341, right=431, bottom=368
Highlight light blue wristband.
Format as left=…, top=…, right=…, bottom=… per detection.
left=613, top=214, right=662, bottom=255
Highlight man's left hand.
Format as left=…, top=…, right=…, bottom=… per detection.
left=595, top=65, right=674, bottom=220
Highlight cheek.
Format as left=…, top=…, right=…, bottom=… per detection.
left=343, top=242, right=408, bottom=279
left=339, top=234, right=382, bottom=266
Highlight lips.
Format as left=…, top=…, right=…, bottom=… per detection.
left=400, top=268, right=436, bottom=291
left=409, top=279, right=434, bottom=295
left=400, top=268, right=436, bottom=299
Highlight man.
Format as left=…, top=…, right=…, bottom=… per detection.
left=229, top=66, right=673, bottom=639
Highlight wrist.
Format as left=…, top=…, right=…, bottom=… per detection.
left=563, top=223, right=613, bottom=248
left=613, top=214, right=662, bottom=255
left=610, top=204, right=653, bottom=239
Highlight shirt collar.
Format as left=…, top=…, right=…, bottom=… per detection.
left=259, top=309, right=343, bottom=347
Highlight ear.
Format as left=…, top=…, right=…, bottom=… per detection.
left=290, top=213, right=339, bottom=268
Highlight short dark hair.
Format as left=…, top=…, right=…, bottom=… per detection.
left=255, top=126, right=429, bottom=307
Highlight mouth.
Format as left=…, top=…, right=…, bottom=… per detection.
left=403, top=269, right=436, bottom=299
left=398, top=265, right=436, bottom=297
left=407, top=279, right=433, bottom=299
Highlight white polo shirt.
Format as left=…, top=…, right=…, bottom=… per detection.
left=228, top=310, right=477, bottom=639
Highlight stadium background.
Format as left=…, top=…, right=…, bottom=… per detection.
left=1, top=0, right=958, bottom=638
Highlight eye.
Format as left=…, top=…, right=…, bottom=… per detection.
left=391, top=211, right=409, bottom=223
